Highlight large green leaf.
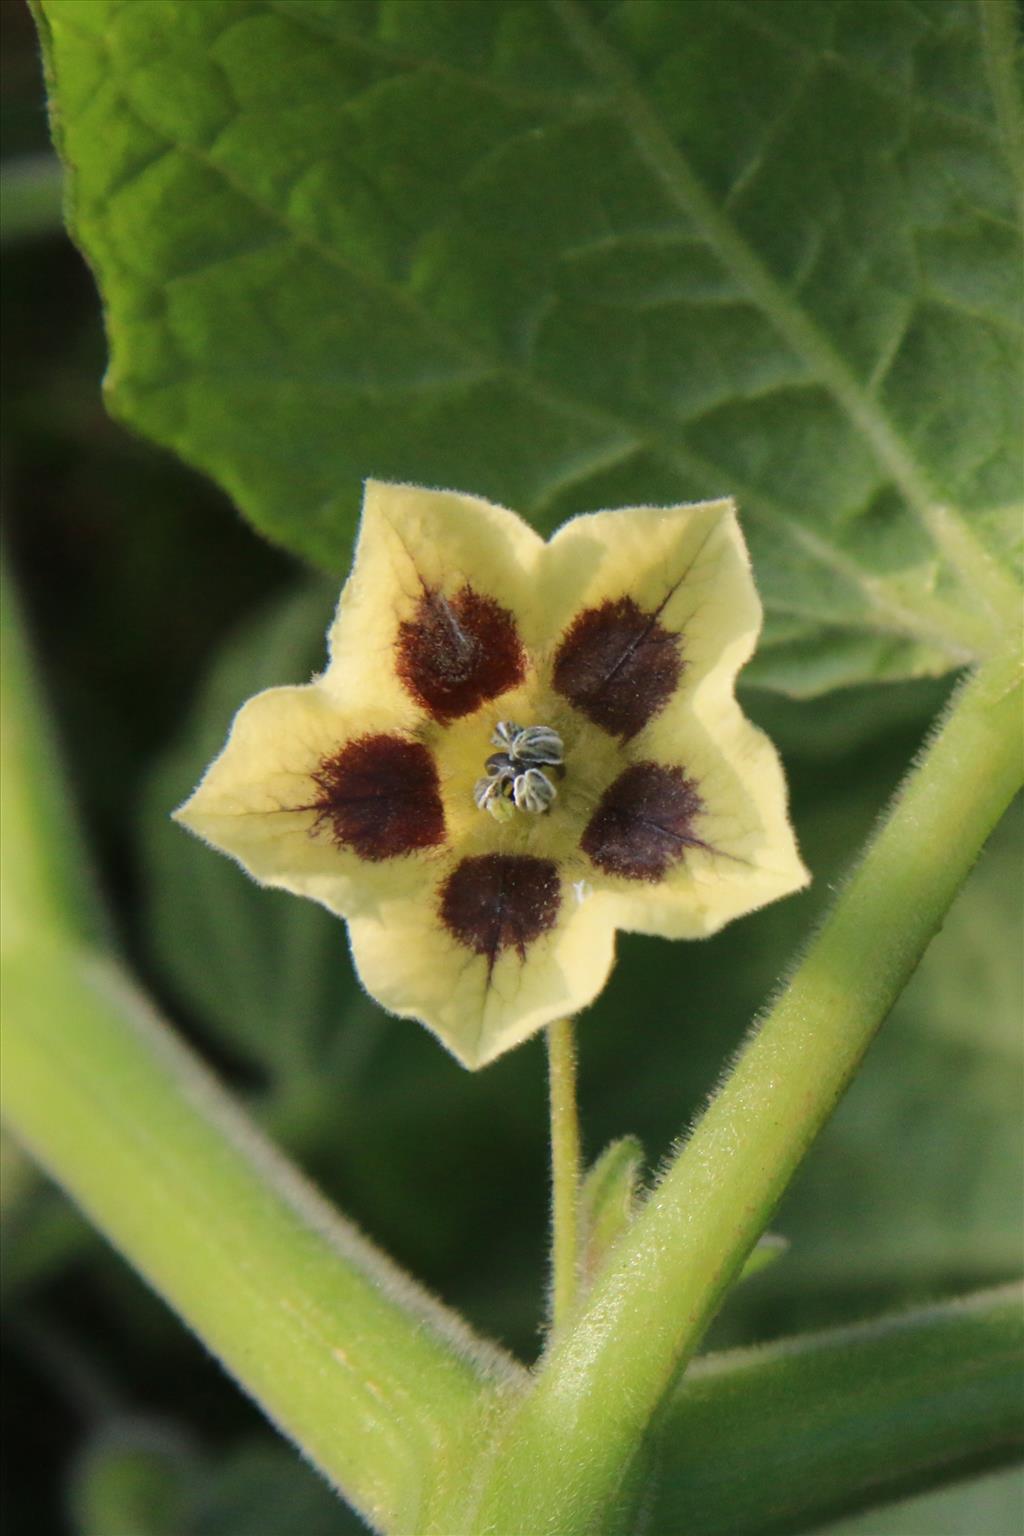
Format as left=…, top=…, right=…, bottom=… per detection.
left=35, top=0, right=1021, bottom=694
left=655, top=1286, right=1024, bottom=1536
left=816, top=1465, right=1024, bottom=1536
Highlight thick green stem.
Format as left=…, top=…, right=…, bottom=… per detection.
left=0, top=565, right=108, bottom=954
left=2, top=951, right=522, bottom=1533
left=0, top=570, right=523, bottom=1535
left=546, top=1018, right=582, bottom=1336
left=468, top=651, right=1024, bottom=1535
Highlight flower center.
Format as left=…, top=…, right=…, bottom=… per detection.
left=473, top=721, right=564, bottom=821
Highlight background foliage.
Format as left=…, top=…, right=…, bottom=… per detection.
left=3, top=1, right=1021, bottom=1532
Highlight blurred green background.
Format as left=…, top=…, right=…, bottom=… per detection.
left=2, top=2, right=1021, bottom=1532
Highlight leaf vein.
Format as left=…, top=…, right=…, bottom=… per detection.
left=548, top=0, right=1021, bottom=621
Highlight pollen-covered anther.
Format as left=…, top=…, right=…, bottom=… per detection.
left=513, top=768, right=557, bottom=814
left=473, top=775, right=516, bottom=821
left=492, top=721, right=564, bottom=766
left=474, top=721, right=564, bottom=820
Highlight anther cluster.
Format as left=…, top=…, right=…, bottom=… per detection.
left=474, top=721, right=564, bottom=820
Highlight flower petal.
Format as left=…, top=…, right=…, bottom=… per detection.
left=536, top=497, right=807, bottom=936
left=581, top=761, right=705, bottom=881
left=587, top=703, right=809, bottom=938
left=174, top=685, right=447, bottom=917
left=322, top=481, right=545, bottom=725
left=346, top=865, right=616, bottom=1069
left=543, top=499, right=758, bottom=739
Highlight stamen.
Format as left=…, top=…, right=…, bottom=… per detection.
left=513, top=768, right=557, bottom=814
left=493, top=722, right=563, bottom=768
left=492, top=721, right=520, bottom=752
left=484, top=751, right=516, bottom=776
left=476, top=722, right=564, bottom=819
left=474, top=776, right=516, bottom=821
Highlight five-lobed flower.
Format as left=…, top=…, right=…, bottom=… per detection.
left=175, top=482, right=809, bottom=1068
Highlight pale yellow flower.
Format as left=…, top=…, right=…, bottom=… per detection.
left=175, top=482, right=808, bottom=1068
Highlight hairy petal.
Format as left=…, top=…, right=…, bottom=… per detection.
left=309, top=734, right=446, bottom=861
left=174, top=686, right=441, bottom=917
left=544, top=500, right=760, bottom=729
left=321, top=481, right=544, bottom=724
left=553, top=596, right=682, bottom=740
left=582, top=763, right=705, bottom=881
left=346, top=878, right=617, bottom=1069
left=594, top=703, right=810, bottom=938
left=538, top=498, right=808, bottom=936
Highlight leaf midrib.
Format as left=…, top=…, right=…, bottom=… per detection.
left=547, top=0, right=939, bottom=521
left=548, top=0, right=1023, bottom=631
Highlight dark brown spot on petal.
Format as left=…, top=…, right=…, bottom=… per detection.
left=582, top=762, right=705, bottom=881
left=309, top=734, right=445, bottom=860
left=440, top=854, right=560, bottom=969
left=396, top=585, right=525, bottom=722
left=552, top=598, right=682, bottom=739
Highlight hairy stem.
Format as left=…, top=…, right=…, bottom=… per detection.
left=467, top=649, right=1024, bottom=1535
left=547, top=1017, right=582, bottom=1336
